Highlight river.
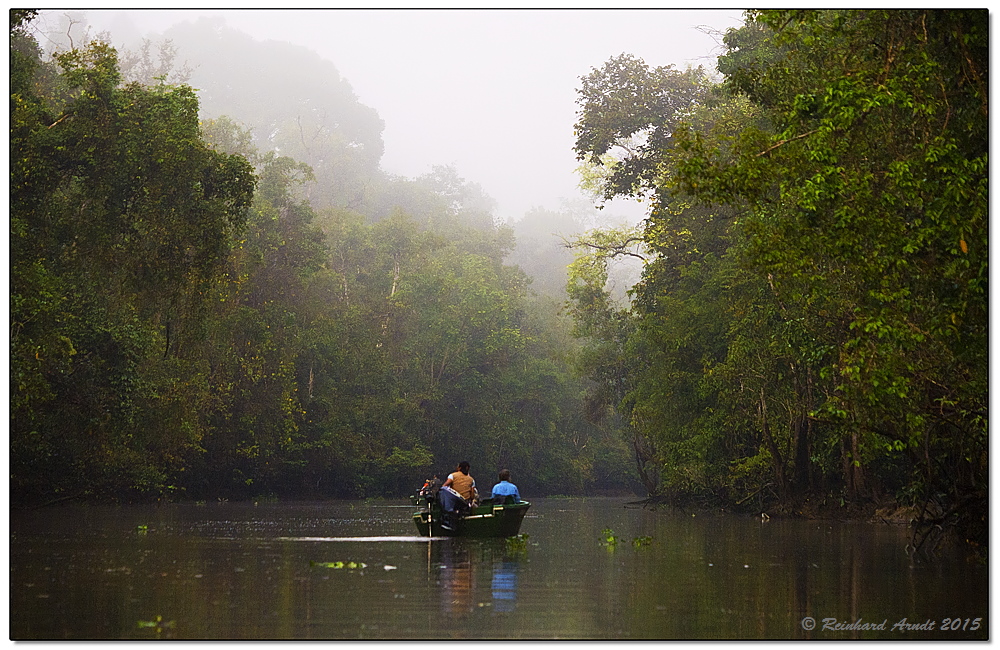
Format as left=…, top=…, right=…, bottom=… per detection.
left=9, top=497, right=988, bottom=640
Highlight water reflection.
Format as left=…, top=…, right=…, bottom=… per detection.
left=438, top=543, right=474, bottom=619
left=491, top=561, right=518, bottom=613
left=792, top=545, right=812, bottom=640
left=9, top=499, right=988, bottom=640
left=432, top=540, right=522, bottom=619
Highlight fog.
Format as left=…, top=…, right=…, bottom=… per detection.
left=37, top=8, right=744, bottom=223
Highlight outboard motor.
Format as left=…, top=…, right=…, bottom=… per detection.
left=414, top=476, right=441, bottom=506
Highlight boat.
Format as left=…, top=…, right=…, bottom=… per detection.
left=412, top=498, right=530, bottom=537
left=411, top=487, right=530, bottom=538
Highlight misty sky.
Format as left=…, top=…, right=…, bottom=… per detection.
left=49, top=9, right=745, bottom=222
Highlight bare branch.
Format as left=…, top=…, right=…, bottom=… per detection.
left=63, top=13, right=78, bottom=51
left=756, top=129, right=819, bottom=157
left=48, top=114, right=71, bottom=129
left=566, top=237, right=649, bottom=262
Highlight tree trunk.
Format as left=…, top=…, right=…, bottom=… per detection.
left=791, top=365, right=813, bottom=491
left=759, top=387, right=787, bottom=500
left=792, top=413, right=810, bottom=489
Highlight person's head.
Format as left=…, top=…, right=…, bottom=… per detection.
left=458, top=461, right=470, bottom=475
left=499, top=469, right=511, bottom=482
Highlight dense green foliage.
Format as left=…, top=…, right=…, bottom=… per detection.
left=10, top=13, right=635, bottom=505
left=570, top=9, right=987, bottom=548
left=13, top=10, right=985, bottom=551
left=11, top=16, right=255, bottom=501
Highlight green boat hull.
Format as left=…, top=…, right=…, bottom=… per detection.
left=412, top=500, right=530, bottom=538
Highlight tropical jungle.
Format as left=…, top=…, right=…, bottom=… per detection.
left=10, top=10, right=987, bottom=553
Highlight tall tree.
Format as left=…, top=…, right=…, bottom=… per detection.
left=677, top=11, right=987, bottom=535
left=10, top=23, right=255, bottom=503
left=567, top=10, right=986, bottom=553
left=157, top=17, right=385, bottom=212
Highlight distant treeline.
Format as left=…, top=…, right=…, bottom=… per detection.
left=10, top=10, right=637, bottom=505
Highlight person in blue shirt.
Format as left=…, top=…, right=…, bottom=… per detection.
left=490, top=469, right=520, bottom=503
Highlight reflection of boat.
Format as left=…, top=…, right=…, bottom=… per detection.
left=411, top=495, right=530, bottom=538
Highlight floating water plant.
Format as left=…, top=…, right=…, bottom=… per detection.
left=310, top=561, right=367, bottom=569
left=137, top=615, right=175, bottom=636
left=505, top=533, right=530, bottom=553
left=600, top=530, right=652, bottom=549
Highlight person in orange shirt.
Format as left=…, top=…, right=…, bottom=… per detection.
left=440, top=461, right=477, bottom=530
left=443, top=461, right=477, bottom=502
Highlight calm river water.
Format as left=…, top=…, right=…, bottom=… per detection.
left=9, top=497, right=988, bottom=640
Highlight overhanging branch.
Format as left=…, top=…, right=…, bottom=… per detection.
left=756, top=129, right=819, bottom=157
left=565, top=236, right=650, bottom=262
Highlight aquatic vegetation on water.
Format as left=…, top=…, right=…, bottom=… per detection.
left=137, top=615, right=175, bottom=637
left=600, top=528, right=621, bottom=548
left=600, top=529, right=653, bottom=550
left=505, top=533, right=530, bottom=554
left=310, top=561, right=367, bottom=569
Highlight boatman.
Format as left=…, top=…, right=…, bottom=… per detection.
left=490, top=469, right=520, bottom=503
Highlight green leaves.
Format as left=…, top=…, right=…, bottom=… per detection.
left=574, top=54, right=712, bottom=202
left=8, top=14, right=637, bottom=505
left=564, top=10, right=986, bottom=544
left=10, top=24, right=258, bottom=503
left=697, top=11, right=985, bottom=524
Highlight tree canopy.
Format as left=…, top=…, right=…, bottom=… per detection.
left=569, top=9, right=987, bottom=551
left=11, top=10, right=986, bottom=556
left=10, top=13, right=634, bottom=505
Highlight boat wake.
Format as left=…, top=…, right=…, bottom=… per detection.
left=276, top=535, right=448, bottom=542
